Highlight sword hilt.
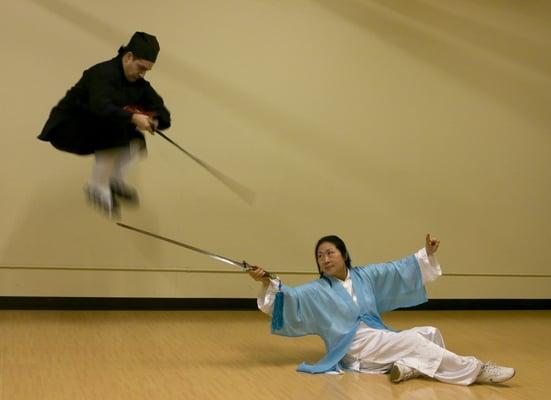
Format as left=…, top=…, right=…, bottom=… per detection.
left=242, top=261, right=277, bottom=280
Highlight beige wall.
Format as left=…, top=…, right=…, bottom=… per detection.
left=1, top=0, right=550, bottom=299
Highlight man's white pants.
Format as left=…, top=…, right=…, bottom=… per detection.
left=88, top=140, right=141, bottom=202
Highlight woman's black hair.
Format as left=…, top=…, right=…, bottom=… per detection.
left=315, top=235, right=352, bottom=284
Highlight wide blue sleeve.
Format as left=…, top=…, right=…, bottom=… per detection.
left=271, top=281, right=331, bottom=338
left=355, top=254, right=428, bottom=313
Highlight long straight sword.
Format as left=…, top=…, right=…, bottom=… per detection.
left=116, top=222, right=276, bottom=279
left=125, top=105, right=254, bottom=205
left=154, top=128, right=255, bottom=205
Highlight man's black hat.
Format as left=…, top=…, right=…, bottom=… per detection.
left=124, top=32, right=160, bottom=62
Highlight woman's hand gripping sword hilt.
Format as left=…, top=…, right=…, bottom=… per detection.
left=242, top=261, right=277, bottom=280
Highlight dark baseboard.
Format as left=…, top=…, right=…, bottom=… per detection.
left=0, top=297, right=550, bottom=310
left=406, top=299, right=551, bottom=310
left=0, top=297, right=256, bottom=310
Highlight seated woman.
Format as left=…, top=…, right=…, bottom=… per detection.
left=248, top=234, right=514, bottom=385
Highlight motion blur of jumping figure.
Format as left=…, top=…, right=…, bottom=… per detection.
left=38, top=31, right=171, bottom=218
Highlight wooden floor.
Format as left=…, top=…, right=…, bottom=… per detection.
left=0, top=310, right=549, bottom=400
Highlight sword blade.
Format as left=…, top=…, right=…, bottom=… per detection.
left=154, top=129, right=255, bottom=205
left=116, top=222, right=244, bottom=269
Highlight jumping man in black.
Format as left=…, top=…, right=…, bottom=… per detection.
left=38, top=31, right=171, bottom=217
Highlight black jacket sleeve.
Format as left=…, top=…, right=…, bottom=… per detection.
left=85, top=67, right=134, bottom=124
left=139, top=82, right=171, bottom=130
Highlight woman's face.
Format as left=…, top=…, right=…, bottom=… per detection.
left=316, top=241, right=347, bottom=280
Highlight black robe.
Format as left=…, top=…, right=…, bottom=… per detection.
left=38, top=55, right=171, bottom=155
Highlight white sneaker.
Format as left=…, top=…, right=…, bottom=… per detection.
left=390, top=363, right=421, bottom=383
left=85, top=184, right=120, bottom=218
left=476, top=362, right=515, bottom=384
